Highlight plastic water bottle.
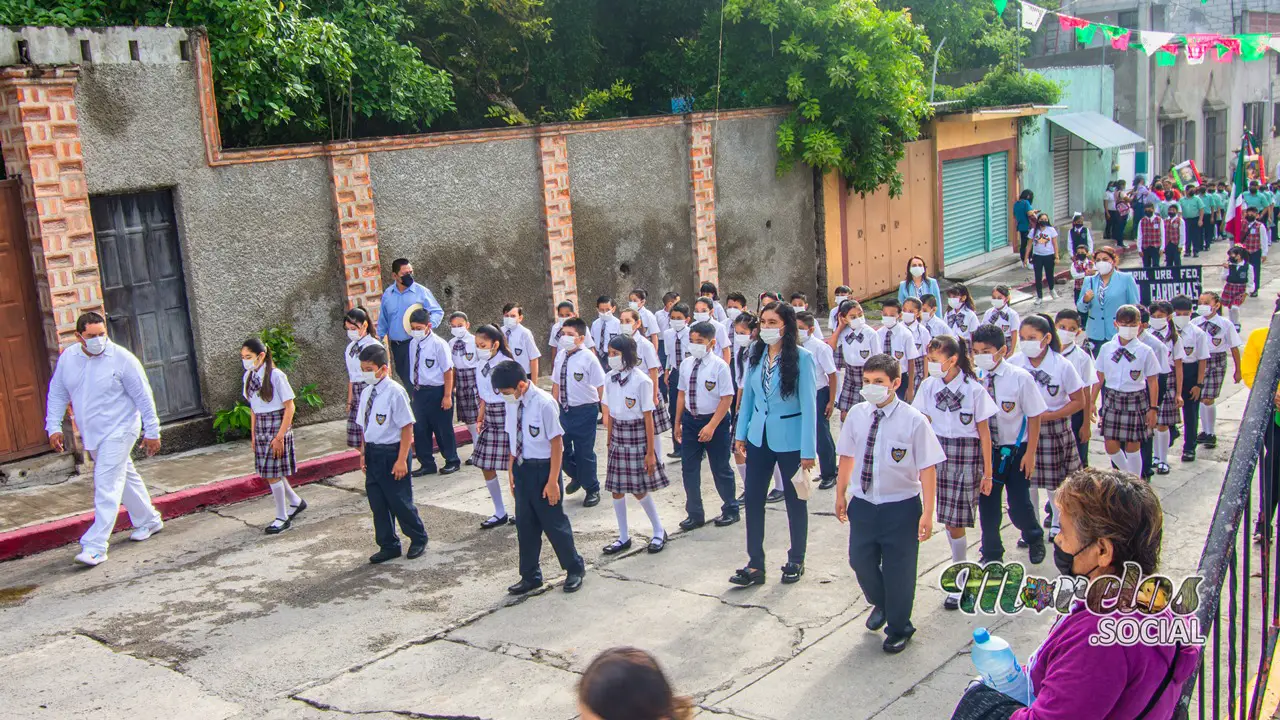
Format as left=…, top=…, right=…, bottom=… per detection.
left=971, top=628, right=1034, bottom=705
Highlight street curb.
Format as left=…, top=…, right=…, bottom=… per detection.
left=0, top=425, right=474, bottom=563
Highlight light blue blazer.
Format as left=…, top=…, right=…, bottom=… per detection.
left=735, top=345, right=817, bottom=459
left=1075, top=270, right=1141, bottom=343
left=898, top=277, right=942, bottom=305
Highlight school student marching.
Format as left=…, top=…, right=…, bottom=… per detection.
left=663, top=303, right=693, bottom=457
left=1069, top=247, right=1095, bottom=304
left=592, top=296, right=622, bottom=365
left=1147, top=302, right=1189, bottom=475
left=355, top=344, right=428, bottom=564
left=1095, top=304, right=1161, bottom=476
left=1192, top=292, right=1244, bottom=450
left=829, top=285, right=852, bottom=331
left=674, top=321, right=741, bottom=529
left=551, top=318, right=607, bottom=508
left=981, top=286, right=1020, bottom=354
left=493, top=361, right=587, bottom=595
left=876, top=300, right=923, bottom=401
left=1171, top=295, right=1210, bottom=461
left=618, top=308, right=673, bottom=445
left=921, top=294, right=951, bottom=341
left=1222, top=245, right=1256, bottom=330
left=502, top=303, right=542, bottom=382
left=1164, top=203, right=1187, bottom=265
left=602, top=335, right=671, bottom=554
left=1136, top=306, right=1175, bottom=479
left=627, top=289, right=662, bottom=347
left=1137, top=205, right=1166, bottom=269
left=343, top=307, right=381, bottom=450
left=693, top=296, right=734, bottom=363
left=1181, top=183, right=1206, bottom=257
left=1054, top=310, right=1097, bottom=472
left=447, top=312, right=482, bottom=460
left=471, top=325, right=515, bottom=528
left=830, top=299, right=880, bottom=421
left=837, top=353, right=944, bottom=653
left=241, top=338, right=307, bottom=533
left=1240, top=207, right=1271, bottom=297
left=549, top=301, right=596, bottom=363
left=407, top=309, right=461, bottom=476
left=901, top=297, right=930, bottom=393
left=698, top=281, right=729, bottom=324
left=797, top=312, right=839, bottom=488
left=943, top=284, right=982, bottom=343
left=910, top=334, right=995, bottom=609
left=1009, top=315, right=1085, bottom=538
left=789, top=293, right=825, bottom=340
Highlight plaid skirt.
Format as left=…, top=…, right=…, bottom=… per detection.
left=1157, top=372, right=1181, bottom=427
left=606, top=418, right=670, bottom=494
left=453, top=368, right=480, bottom=424
left=1202, top=351, right=1228, bottom=401
left=1100, top=388, right=1151, bottom=444
left=909, top=357, right=925, bottom=391
left=346, top=381, right=367, bottom=448
left=652, top=386, right=672, bottom=434
left=253, top=409, right=297, bottom=479
left=472, top=402, right=511, bottom=472
left=1032, top=417, right=1081, bottom=490
left=1222, top=281, right=1248, bottom=307
left=936, top=435, right=982, bottom=528
left=835, top=365, right=866, bottom=411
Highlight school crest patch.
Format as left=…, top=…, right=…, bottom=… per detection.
left=375, top=413, right=387, bottom=425
left=1001, top=401, right=1016, bottom=413
left=625, top=397, right=637, bottom=409
left=1130, top=369, right=1142, bottom=380
left=1184, top=346, right=1195, bottom=357
left=704, top=380, right=717, bottom=391
left=891, top=448, right=907, bottom=463
left=464, top=352, right=474, bottom=361
left=1212, top=337, right=1223, bottom=347
left=481, top=365, right=491, bottom=377
left=894, top=351, right=904, bottom=359
left=529, top=425, right=540, bottom=437
left=573, top=372, right=584, bottom=382
left=1047, top=384, right=1060, bottom=397
left=960, top=412, right=973, bottom=425
left=515, top=348, right=523, bottom=356
left=425, top=358, right=435, bottom=368
left=860, top=349, right=871, bottom=359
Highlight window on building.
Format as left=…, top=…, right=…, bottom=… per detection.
left=1205, top=111, right=1226, bottom=178
left=1244, top=102, right=1266, bottom=141
left=1183, top=120, right=1196, bottom=165
left=1117, top=10, right=1139, bottom=28
left=1274, top=103, right=1280, bottom=136
left=1160, top=122, right=1177, bottom=171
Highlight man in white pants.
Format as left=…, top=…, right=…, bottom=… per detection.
left=45, top=311, right=165, bottom=566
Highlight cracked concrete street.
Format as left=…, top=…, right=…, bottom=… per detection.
left=0, top=275, right=1271, bottom=719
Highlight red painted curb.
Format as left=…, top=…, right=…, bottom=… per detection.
left=0, top=425, right=474, bottom=563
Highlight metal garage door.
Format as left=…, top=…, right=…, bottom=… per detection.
left=1053, top=132, right=1070, bottom=222
left=986, top=152, right=1009, bottom=250
left=942, top=157, right=987, bottom=264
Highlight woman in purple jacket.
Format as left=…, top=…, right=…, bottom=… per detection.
left=952, top=467, right=1200, bottom=720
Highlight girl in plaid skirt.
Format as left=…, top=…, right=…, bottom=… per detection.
left=602, top=335, right=670, bottom=555
left=1096, top=305, right=1161, bottom=476
left=830, top=299, right=879, bottom=421
left=241, top=338, right=306, bottom=534
left=910, top=335, right=996, bottom=609
left=446, top=312, right=482, bottom=453
left=1220, top=245, right=1254, bottom=329
left=1147, top=302, right=1182, bottom=475
left=473, top=325, right=515, bottom=529
left=619, top=309, right=672, bottom=440
left=943, top=284, right=981, bottom=344
left=1193, top=291, right=1245, bottom=450
left=343, top=307, right=380, bottom=449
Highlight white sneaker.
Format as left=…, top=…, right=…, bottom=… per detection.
left=129, top=520, right=163, bottom=542
left=1033, top=297, right=1043, bottom=307
left=74, top=550, right=107, bottom=566
left=1049, top=288, right=1057, bottom=300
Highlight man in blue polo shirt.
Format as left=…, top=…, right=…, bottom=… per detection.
left=377, top=258, right=444, bottom=384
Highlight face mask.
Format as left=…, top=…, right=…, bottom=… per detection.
left=399, top=273, right=414, bottom=288
left=1076, top=253, right=1088, bottom=262
left=628, top=301, right=640, bottom=310
left=83, top=336, right=108, bottom=355
left=671, top=319, right=687, bottom=332
left=617, top=323, right=635, bottom=337
left=1027, top=338, right=1049, bottom=358
left=974, top=353, right=997, bottom=372
left=910, top=265, right=925, bottom=278
left=927, top=361, right=945, bottom=378
left=360, top=370, right=379, bottom=385
left=759, top=328, right=782, bottom=345
left=450, top=327, right=468, bottom=339
left=797, top=329, right=810, bottom=342
left=835, top=295, right=848, bottom=304
left=1053, top=542, right=1098, bottom=580
left=1116, top=325, right=1139, bottom=340
left=726, top=308, right=742, bottom=322
left=1096, top=261, right=1114, bottom=275
left=242, top=357, right=257, bottom=371
left=607, top=355, right=624, bottom=372
left=1144, top=212, right=1155, bottom=218
left=991, top=298, right=1006, bottom=310
left=881, top=316, right=898, bottom=329
left=1056, top=329, right=1078, bottom=347
left=1196, top=304, right=1213, bottom=317
left=860, top=384, right=890, bottom=405
left=902, top=311, right=916, bottom=325
left=847, top=316, right=865, bottom=331
left=1149, top=317, right=1169, bottom=331
left=475, top=347, right=493, bottom=361
left=347, top=329, right=361, bottom=342
left=503, top=317, right=518, bottom=328
left=502, top=393, right=520, bottom=406
left=1172, top=315, right=1192, bottom=329
left=599, top=309, right=614, bottom=318
left=734, top=333, right=751, bottom=348
left=922, top=311, right=935, bottom=322
left=947, top=297, right=962, bottom=310
left=410, top=329, right=427, bottom=340
left=693, top=312, right=712, bottom=323
left=1073, top=222, right=1083, bottom=228
left=689, top=343, right=709, bottom=359
left=558, top=335, right=578, bottom=351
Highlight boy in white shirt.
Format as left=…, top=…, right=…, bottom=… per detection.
left=551, top=318, right=607, bottom=507
left=502, top=302, right=542, bottom=382
left=408, top=309, right=460, bottom=476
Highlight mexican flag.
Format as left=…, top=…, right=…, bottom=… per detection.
left=1223, top=137, right=1250, bottom=245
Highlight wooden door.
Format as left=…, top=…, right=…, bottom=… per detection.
left=0, top=179, right=51, bottom=461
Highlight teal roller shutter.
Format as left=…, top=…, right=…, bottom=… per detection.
left=942, top=157, right=987, bottom=264
left=985, top=152, right=1009, bottom=251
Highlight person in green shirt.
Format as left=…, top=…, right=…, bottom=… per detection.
left=1181, top=184, right=1206, bottom=255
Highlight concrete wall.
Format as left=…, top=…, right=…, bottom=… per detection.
left=714, top=115, right=817, bottom=305
left=567, top=125, right=696, bottom=310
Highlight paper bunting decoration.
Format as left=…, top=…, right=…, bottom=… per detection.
left=1141, top=31, right=1176, bottom=56
left=1214, top=37, right=1240, bottom=63
left=1076, top=24, right=1098, bottom=45
left=1155, top=50, right=1178, bottom=67
left=1020, top=1, right=1047, bottom=31
left=1239, top=34, right=1269, bottom=61
left=1101, top=25, right=1132, bottom=51
left=1058, top=14, right=1091, bottom=32
left=993, top=0, right=1008, bottom=15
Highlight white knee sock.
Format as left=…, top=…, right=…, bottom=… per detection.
left=1154, top=430, right=1169, bottom=463
left=1110, top=451, right=1130, bottom=474
left=1201, top=405, right=1216, bottom=435
left=1123, top=451, right=1142, bottom=475
left=1029, top=488, right=1041, bottom=516
left=773, top=465, right=784, bottom=492
left=283, top=480, right=302, bottom=506
left=485, top=477, right=507, bottom=518
left=1229, top=306, right=1240, bottom=326
left=268, top=481, right=288, bottom=521
left=948, top=533, right=968, bottom=564
left=736, top=463, right=748, bottom=483
left=1047, top=490, right=1060, bottom=531
left=638, top=494, right=665, bottom=538
left=654, top=434, right=663, bottom=460
left=613, top=497, right=630, bottom=541
left=467, top=423, right=479, bottom=443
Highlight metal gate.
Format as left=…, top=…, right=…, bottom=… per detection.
left=90, top=190, right=202, bottom=422
left=941, top=157, right=987, bottom=264
left=0, top=179, right=51, bottom=461
left=1053, top=131, right=1070, bottom=222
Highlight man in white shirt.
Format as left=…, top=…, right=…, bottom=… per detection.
left=45, top=312, right=165, bottom=566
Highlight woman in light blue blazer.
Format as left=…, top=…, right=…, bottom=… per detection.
left=1075, top=245, right=1140, bottom=355
left=897, top=256, right=942, bottom=305
left=732, top=302, right=817, bottom=586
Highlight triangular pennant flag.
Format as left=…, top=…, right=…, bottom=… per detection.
left=1109, top=29, right=1132, bottom=51
left=1214, top=37, right=1241, bottom=62
left=1076, top=23, right=1099, bottom=45
left=1058, top=14, right=1091, bottom=31
left=1156, top=49, right=1178, bottom=66
left=1141, top=31, right=1176, bottom=56
left=993, top=0, right=1008, bottom=15
left=1020, top=1, right=1047, bottom=31
left=1238, top=34, right=1269, bottom=61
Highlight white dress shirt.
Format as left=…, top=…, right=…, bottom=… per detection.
left=505, top=385, right=564, bottom=459
left=409, top=333, right=453, bottom=387
left=634, top=334, right=663, bottom=373
left=1193, top=313, right=1244, bottom=355
left=45, top=341, right=161, bottom=452
left=356, top=376, right=415, bottom=445
left=449, top=331, right=480, bottom=371
left=876, top=323, right=924, bottom=373
left=663, top=327, right=692, bottom=370
left=943, top=308, right=981, bottom=341
left=552, top=348, right=606, bottom=407
left=655, top=308, right=672, bottom=333
left=911, top=373, right=997, bottom=439
left=837, top=324, right=881, bottom=368
left=983, top=306, right=1021, bottom=339
left=1173, top=322, right=1211, bottom=364
left=591, top=315, right=621, bottom=353
left=802, top=336, right=837, bottom=395
left=903, top=319, right=930, bottom=358
left=344, top=335, right=381, bottom=382
left=504, top=324, right=542, bottom=373
left=1060, top=344, right=1097, bottom=389
left=982, top=360, right=1047, bottom=445
left=603, top=368, right=656, bottom=421
left=924, top=313, right=951, bottom=340
left=836, top=398, right=946, bottom=505
left=636, top=306, right=660, bottom=339
left=476, top=353, right=507, bottom=404
left=1096, top=338, right=1161, bottom=392
left=242, top=366, right=296, bottom=414
left=677, top=353, right=735, bottom=416
left=1138, top=331, right=1173, bottom=375
left=549, top=320, right=597, bottom=351
left=1008, top=350, right=1085, bottom=415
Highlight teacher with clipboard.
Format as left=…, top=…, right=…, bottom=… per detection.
left=1075, top=245, right=1141, bottom=357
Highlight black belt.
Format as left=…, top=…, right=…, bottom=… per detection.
left=516, top=457, right=551, bottom=466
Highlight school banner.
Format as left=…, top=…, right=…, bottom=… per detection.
left=1124, top=265, right=1203, bottom=305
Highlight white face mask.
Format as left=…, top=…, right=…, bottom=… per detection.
left=1027, top=338, right=1049, bottom=358
left=83, top=335, right=108, bottom=355
left=882, top=316, right=898, bottom=329
left=671, top=319, right=687, bottom=331
left=902, top=311, right=916, bottom=325
left=688, top=343, right=709, bottom=359
left=835, top=294, right=848, bottom=304
left=1116, top=325, right=1140, bottom=340
left=450, top=327, right=468, bottom=339
left=1149, top=317, right=1169, bottom=331
left=346, top=329, right=361, bottom=342
left=726, top=308, right=742, bottom=322
left=927, top=361, right=945, bottom=378
left=1096, top=261, right=1114, bottom=275
left=922, top=311, right=935, bottom=322
left=599, top=309, right=614, bottom=318
left=693, top=312, right=712, bottom=323
left=360, top=370, right=379, bottom=385
left=734, top=333, right=752, bottom=348
left=847, top=316, right=865, bottom=331
left=503, top=317, right=518, bottom=328
left=792, top=305, right=807, bottom=312
left=607, top=355, right=624, bottom=372
left=991, top=298, right=1007, bottom=310
left=947, top=297, right=962, bottom=310
left=759, top=328, right=782, bottom=345
left=797, top=329, right=810, bottom=342
left=558, top=335, right=578, bottom=351
left=619, top=323, right=635, bottom=336
left=476, top=347, right=493, bottom=361
left=410, top=329, right=428, bottom=340
left=502, top=393, right=520, bottom=405
left=628, top=301, right=640, bottom=310
left=1056, top=329, right=1078, bottom=347
left=242, top=357, right=257, bottom=371
left=1172, top=315, right=1192, bottom=329
left=1196, top=304, right=1213, bottom=317
left=910, top=265, right=926, bottom=278
left=974, top=353, right=997, bottom=372
left=860, top=384, right=891, bottom=405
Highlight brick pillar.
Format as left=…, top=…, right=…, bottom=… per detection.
left=327, top=149, right=383, bottom=315
left=0, top=67, right=102, bottom=358
left=538, top=132, right=579, bottom=309
left=688, top=117, right=720, bottom=287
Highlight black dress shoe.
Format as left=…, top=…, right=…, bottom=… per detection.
left=883, top=634, right=912, bottom=654
left=944, top=593, right=961, bottom=610
left=412, top=465, right=437, bottom=477
left=713, top=513, right=740, bottom=527
left=563, top=573, right=585, bottom=593
left=603, top=538, right=633, bottom=555
left=729, top=567, right=765, bottom=586
left=1205, top=434, right=1218, bottom=449
left=678, top=516, right=705, bottom=531
left=369, top=548, right=401, bottom=564
left=780, top=562, right=804, bottom=584
left=508, top=578, right=543, bottom=595
left=265, top=518, right=291, bottom=535
left=583, top=492, right=601, bottom=508
left=647, top=532, right=668, bottom=553
left=407, top=541, right=427, bottom=559
left=1028, top=542, right=1046, bottom=565
left=566, top=480, right=582, bottom=494
left=818, top=476, right=837, bottom=490
left=1169, top=426, right=1181, bottom=443
left=1017, top=538, right=1028, bottom=548
left=1182, top=447, right=1197, bottom=462
left=765, top=489, right=785, bottom=504
left=439, top=462, right=461, bottom=475
left=667, top=450, right=682, bottom=459
left=480, top=514, right=511, bottom=530
left=464, top=457, right=474, bottom=466
left=865, top=607, right=887, bottom=631
left=288, top=499, right=308, bottom=520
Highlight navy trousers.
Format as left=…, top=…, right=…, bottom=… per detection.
left=514, top=459, right=584, bottom=582
left=390, top=339, right=412, bottom=386
left=666, top=372, right=682, bottom=451
left=744, top=429, right=806, bottom=569
left=815, top=386, right=837, bottom=479
left=680, top=412, right=739, bottom=522
left=977, top=444, right=1043, bottom=561
left=848, top=495, right=921, bottom=639
left=411, top=384, right=459, bottom=469
left=364, top=443, right=428, bottom=551
left=560, top=403, right=600, bottom=493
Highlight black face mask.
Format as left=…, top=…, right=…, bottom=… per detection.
left=399, top=273, right=414, bottom=288
left=1053, top=540, right=1099, bottom=579
left=1145, top=211, right=1155, bottom=218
